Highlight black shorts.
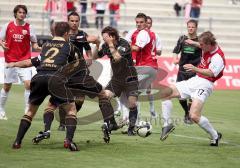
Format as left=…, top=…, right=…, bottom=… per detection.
left=66, top=75, right=103, bottom=99
left=105, top=78, right=138, bottom=97
left=176, top=71, right=196, bottom=82
left=29, top=73, right=70, bottom=106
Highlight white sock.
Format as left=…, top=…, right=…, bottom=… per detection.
left=0, top=88, right=9, bottom=114
left=115, top=97, right=121, bottom=111
left=121, top=103, right=129, bottom=121
left=148, top=94, right=155, bottom=112
left=24, top=89, right=30, bottom=114
left=161, top=100, right=173, bottom=127
left=137, top=101, right=141, bottom=124
left=198, top=116, right=218, bottom=139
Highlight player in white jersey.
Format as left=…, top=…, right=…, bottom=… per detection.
left=160, top=31, right=225, bottom=146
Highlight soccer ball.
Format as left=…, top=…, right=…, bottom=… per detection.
left=136, top=121, right=152, bottom=138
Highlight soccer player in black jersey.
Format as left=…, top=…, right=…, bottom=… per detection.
left=57, top=11, right=101, bottom=131
left=164, top=19, right=202, bottom=125
left=93, top=26, right=139, bottom=136
left=10, top=22, right=80, bottom=151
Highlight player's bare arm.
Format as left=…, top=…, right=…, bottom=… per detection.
left=103, top=34, right=121, bottom=62
left=87, top=35, right=100, bottom=47
left=131, top=45, right=140, bottom=52
left=185, top=39, right=200, bottom=48
left=172, top=53, right=180, bottom=65
left=6, top=59, right=33, bottom=68
left=32, top=42, right=42, bottom=52
left=183, top=64, right=214, bottom=77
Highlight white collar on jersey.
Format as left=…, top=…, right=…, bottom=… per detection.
left=14, top=20, right=26, bottom=26
left=52, top=37, right=66, bottom=41
left=210, top=46, right=218, bottom=54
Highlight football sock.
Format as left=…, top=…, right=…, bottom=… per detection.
left=179, top=99, right=189, bottom=116
left=65, top=115, right=77, bottom=142
left=148, top=94, right=155, bottom=113
left=120, top=94, right=129, bottom=121
left=161, top=100, right=173, bottom=127
left=0, top=88, right=9, bottom=112
left=24, top=89, right=30, bottom=114
left=15, top=115, right=32, bottom=144
left=43, top=109, right=54, bottom=132
left=99, top=97, right=115, bottom=123
left=188, top=99, right=192, bottom=111
left=129, top=106, right=138, bottom=129
left=198, top=116, right=218, bottom=139
left=115, top=97, right=121, bottom=111
left=121, top=103, right=129, bottom=121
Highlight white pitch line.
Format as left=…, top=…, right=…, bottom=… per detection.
left=172, top=134, right=240, bottom=147
left=152, top=131, right=240, bottom=147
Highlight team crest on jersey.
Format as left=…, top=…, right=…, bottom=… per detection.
left=22, top=30, right=27, bottom=35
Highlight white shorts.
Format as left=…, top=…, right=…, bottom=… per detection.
left=175, top=76, right=214, bottom=102
left=4, top=65, right=32, bottom=84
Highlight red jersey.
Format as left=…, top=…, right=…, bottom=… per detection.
left=197, top=46, right=225, bottom=82
left=131, top=29, right=158, bottom=68
left=3, top=21, right=31, bottom=63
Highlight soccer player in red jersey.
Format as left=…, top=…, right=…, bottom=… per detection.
left=0, top=5, right=41, bottom=120
left=160, top=31, right=224, bottom=147
left=122, top=13, right=158, bottom=126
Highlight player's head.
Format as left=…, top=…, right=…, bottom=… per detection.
left=146, top=16, right=152, bottom=29
left=68, top=12, right=80, bottom=31
left=54, top=22, right=70, bottom=40
left=187, top=19, right=198, bottom=35
left=199, top=31, right=217, bottom=52
left=101, top=26, right=120, bottom=42
left=13, top=5, right=27, bottom=20
left=135, top=13, right=147, bottom=30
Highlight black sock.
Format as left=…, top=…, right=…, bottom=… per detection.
left=99, top=98, right=115, bottom=124
left=15, top=115, right=32, bottom=144
left=129, top=106, right=138, bottom=129
left=188, top=99, right=192, bottom=111
left=59, top=106, right=66, bottom=126
left=65, top=115, right=77, bottom=142
left=179, top=100, right=189, bottom=116
left=43, top=109, right=54, bottom=132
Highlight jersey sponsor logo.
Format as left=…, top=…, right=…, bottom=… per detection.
left=13, top=34, right=24, bottom=42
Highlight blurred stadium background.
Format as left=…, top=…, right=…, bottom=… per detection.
left=0, top=0, right=240, bottom=57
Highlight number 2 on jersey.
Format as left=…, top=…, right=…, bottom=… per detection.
left=44, top=47, right=59, bottom=64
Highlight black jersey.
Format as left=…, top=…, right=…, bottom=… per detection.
left=31, top=37, right=88, bottom=75
left=98, top=38, right=137, bottom=81
left=69, top=30, right=91, bottom=55
left=32, top=37, right=76, bottom=72
left=173, top=35, right=202, bottom=69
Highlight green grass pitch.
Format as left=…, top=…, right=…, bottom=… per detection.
left=0, top=85, right=239, bottom=168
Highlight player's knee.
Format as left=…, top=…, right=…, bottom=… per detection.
left=3, top=84, right=12, bottom=92
left=23, top=80, right=31, bottom=90
left=189, top=113, right=200, bottom=123
left=63, top=103, right=77, bottom=116
left=128, top=100, right=137, bottom=108
left=100, top=90, right=113, bottom=99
